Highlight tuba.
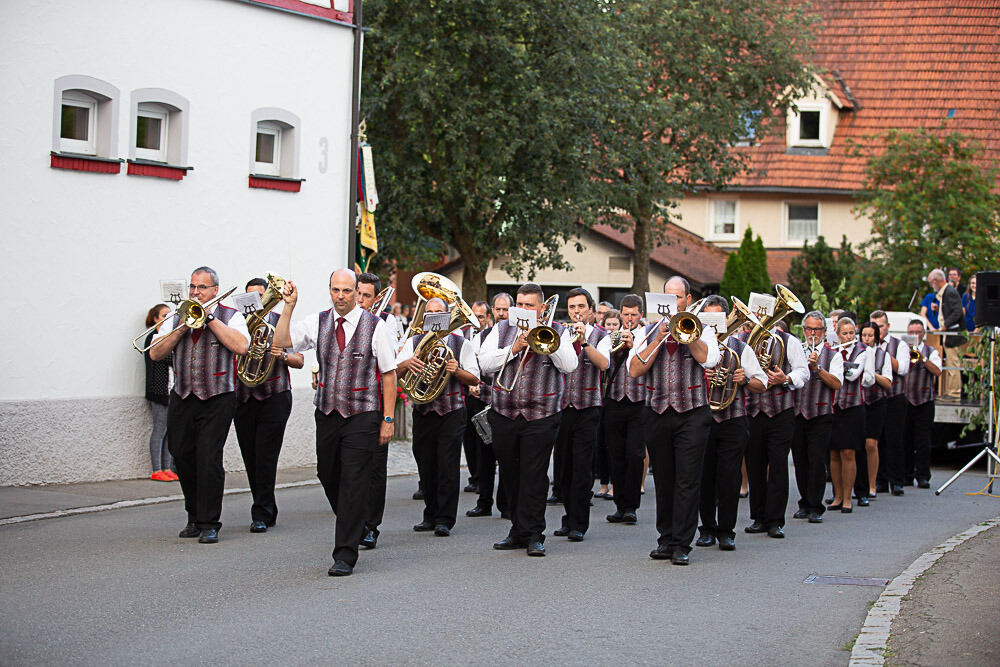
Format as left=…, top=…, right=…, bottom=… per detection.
left=494, top=295, right=560, bottom=392
left=708, top=298, right=761, bottom=412
left=398, top=273, right=476, bottom=404
left=132, top=286, right=238, bottom=353
left=746, top=284, right=804, bottom=370
left=237, top=273, right=288, bottom=387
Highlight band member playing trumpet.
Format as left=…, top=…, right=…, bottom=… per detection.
left=234, top=278, right=304, bottom=534
left=791, top=311, right=843, bottom=523
left=870, top=310, right=910, bottom=496
left=396, top=298, right=480, bottom=536
left=604, top=295, right=647, bottom=526
left=478, top=283, right=578, bottom=557
left=902, top=319, right=942, bottom=488
left=696, top=296, right=767, bottom=550
left=273, top=269, right=398, bottom=577
left=552, top=288, right=611, bottom=542
left=150, top=267, right=250, bottom=544
left=629, top=277, right=720, bottom=565
left=829, top=317, right=876, bottom=512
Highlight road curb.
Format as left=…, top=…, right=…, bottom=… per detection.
left=849, top=514, right=1000, bottom=665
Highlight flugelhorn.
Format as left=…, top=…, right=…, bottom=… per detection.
left=746, top=284, right=804, bottom=370
left=237, top=273, right=287, bottom=387
left=132, top=286, right=238, bottom=353
left=494, top=295, right=560, bottom=392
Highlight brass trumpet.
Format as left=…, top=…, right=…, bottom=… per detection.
left=132, top=286, right=238, bottom=353
left=236, top=273, right=287, bottom=387
left=494, top=295, right=560, bottom=392
left=910, top=346, right=924, bottom=365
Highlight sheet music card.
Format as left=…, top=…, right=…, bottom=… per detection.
left=748, top=293, right=776, bottom=320
left=232, top=292, right=263, bottom=317
left=422, top=312, right=451, bottom=333
left=159, top=280, right=187, bottom=305
left=508, top=307, right=538, bottom=331
left=645, top=293, right=678, bottom=321
left=698, top=312, right=727, bottom=339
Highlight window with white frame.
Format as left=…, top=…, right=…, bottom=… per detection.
left=254, top=122, right=282, bottom=176
left=711, top=199, right=737, bottom=237
left=249, top=108, right=300, bottom=181
left=789, top=103, right=827, bottom=148
left=135, top=104, right=169, bottom=162
left=59, top=91, right=98, bottom=155
left=128, top=89, right=190, bottom=167
left=786, top=203, right=819, bottom=242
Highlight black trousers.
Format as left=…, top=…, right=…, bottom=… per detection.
left=468, top=398, right=507, bottom=512
left=645, top=405, right=712, bottom=554
left=167, top=391, right=236, bottom=531
left=880, top=394, right=907, bottom=488
left=593, top=411, right=610, bottom=485
left=412, top=408, right=466, bottom=528
left=489, top=410, right=561, bottom=544
left=699, top=415, right=749, bottom=539
left=364, top=434, right=389, bottom=536
left=462, top=402, right=480, bottom=488
left=791, top=414, right=832, bottom=515
left=604, top=398, right=645, bottom=513
left=315, top=409, right=381, bottom=567
left=234, top=390, right=292, bottom=525
left=746, top=408, right=794, bottom=529
left=556, top=406, right=601, bottom=533
left=904, top=401, right=935, bottom=484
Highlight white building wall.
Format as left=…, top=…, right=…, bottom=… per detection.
left=0, top=0, right=355, bottom=484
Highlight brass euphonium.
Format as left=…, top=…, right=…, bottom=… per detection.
left=746, top=284, right=805, bottom=370
left=709, top=298, right=761, bottom=412
left=237, top=273, right=287, bottom=387
left=398, top=273, right=476, bottom=404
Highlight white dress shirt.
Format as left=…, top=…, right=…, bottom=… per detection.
left=627, top=320, right=721, bottom=369
left=580, top=323, right=613, bottom=367
left=782, top=334, right=811, bottom=389
left=396, top=331, right=481, bottom=381
left=288, top=304, right=397, bottom=373
left=151, top=302, right=250, bottom=347
left=884, top=335, right=910, bottom=377
left=731, top=339, right=769, bottom=386
left=478, top=323, right=579, bottom=375
left=841, top=342, right=876, bottom=387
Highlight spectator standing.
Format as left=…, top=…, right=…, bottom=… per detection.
left=964, top=274, right=977, bottom=332
left=144, top=304, right=177, bottom=482
left=948, top=267, right=966, bottom=296
left=919, top=292, right=940, bottom=330
left=928, top=269, right=964, bottom=401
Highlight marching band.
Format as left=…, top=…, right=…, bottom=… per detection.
left=142, top=265, right=956, bottom=575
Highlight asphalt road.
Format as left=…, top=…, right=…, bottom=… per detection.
left=2, top=465, right=998, bottom=666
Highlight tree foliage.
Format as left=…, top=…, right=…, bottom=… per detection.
left=848, top=128, right=1000, bottom=315
left=594, top=0, right=817, bottom=295
left=719, top=227, right=771, bottom=303
left=787, top=235, right=857, bottom=311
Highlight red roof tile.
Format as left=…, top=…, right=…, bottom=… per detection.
left=590, top=222, right=730, bottom=287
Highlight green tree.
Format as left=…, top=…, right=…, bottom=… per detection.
left=360, top=0, right=625, bottom=301
left=787, top=235, right=857, bottom=309
left=594, top=0, right=817, bottom=295
left=848, top=128, right=1000, bottom=315
left=720, top=227, right=771, bottom=302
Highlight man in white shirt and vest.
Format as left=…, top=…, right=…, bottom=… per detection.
left=870, top=310, right=911, bottom=495
left=629, top=276, right=720, bottom=565
left=150, top=266, right=250, bottom=545
left=273, top=269, right=398, bottom=577
left=902, top=319, right=943, bottom=488
left=478, top=283, right=579, bottom=557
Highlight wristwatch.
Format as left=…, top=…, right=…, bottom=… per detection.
left=383, top=416, right=394, bottom=424
left=281, top=350, right=288, bottom=362
left=581, top=341, right=590, bottom=348
left=205, top=313, right=215, bottom=324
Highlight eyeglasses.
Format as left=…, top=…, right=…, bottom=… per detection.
left=189, top=284, right=217, bottom=291
left=803, top=326, right=825, bottom=332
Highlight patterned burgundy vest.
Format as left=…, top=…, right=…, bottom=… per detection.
left=886, top=336, right=906, bottom=398
left=712, top=337, right=750, bottom=423
left=564, top=326, right=609, bottom=410
left=865, top=345, right=889, bottom=404
left=747, top=329, right=795, bottom=418
left=491, top=319, right=566, bottom=421
left=836, top=343, right=868, bottom=410
left=237, top=311, right=291, bottom=403
left=795, top=344, right=837, bottom=420
left=905, top=343, right=937, bottom=406
left=641, top=322, right=709, bottom=415
left=606, top=331, right=648, bottom=404
left=315, top=309, right=381, bottom=417
left=412, top=333, right=467, bottom=417
left=172, top=305, right=239, bottom=400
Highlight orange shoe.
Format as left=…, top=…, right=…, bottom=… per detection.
left=163, top=470, right=179, bottom=481
left=151, top=470, right=170, bottom=481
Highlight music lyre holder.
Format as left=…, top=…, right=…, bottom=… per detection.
left=936, top=326, right=1000, bottom=496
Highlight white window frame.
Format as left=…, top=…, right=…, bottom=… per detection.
left=59, top=91, right=97, bottom=155
left=134, top=105, right=169, bottom=162
left=707, top=197, right=739, bottom=241
left=254, top=122, right=282, bottom=176
left=784, top=201, right=820, bottom=244
left=789, top=102, right=827, bottom=148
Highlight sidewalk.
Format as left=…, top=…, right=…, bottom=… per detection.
left=0, top=440, right=419, bottom=522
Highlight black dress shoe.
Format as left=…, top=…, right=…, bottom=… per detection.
left=649, top=545, right=673, bottom=560
left=792, top=509, right=809, bottom=520
left=695, top=534, right=716, bottom=547
left=891, top=486, right=905, bottom=496
left=546, top=495, right=562, bottom=505
left=825, top=497, right=836, bottom=505
left=328, top=560, right=353, bottom=576
left=567, top=530, right=584, bottom=542
left=827, top=503, right=843, bottom=511
left=553, top=526, right=571, bottom=537
left=412, top=489, right=424, bottom=500
left=718, top=536, right=736, bottom=551
left=178, top=523, right=201, bottom=538
left=250, top=520, right=268, bottom=533
left=868, top=493, right=877, bottom=500
left=466, top=505, right=492, bottom=517
left=606, top=511, right=625, bottom=523
left=808, top=513, right=824, bottom=523
left=744, top=521, right=766, bottom=534
left=841, top=506, right=853, bottom=513
left=526, top=541, right=546, bottom=557
left=463, top=484, right=478, bottom=493
left=198, top=528, right=219, bottom=544
left=413, top=521, right=435, bottom=532
left=739, top=491, right=748, bottom=498
left=622, top=512, right=637, bottom=524
left=858, top=497, right=870, bottom=507
left=767, top=526, right=784, bottom=539
left=434, top=524, right=451, bottom=537
left=493, top=536, right=523, bottom=550
left=917, top=480, right=931, bottom=489
left=671, top=551, right=690, bottom=565
left=360, top=529, right=378, bottom=549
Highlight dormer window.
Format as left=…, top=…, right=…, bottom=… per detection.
left=789, top=102, right=828, bottom=148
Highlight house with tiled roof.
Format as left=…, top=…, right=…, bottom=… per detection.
left=673, top=0, right=1000, bottom=283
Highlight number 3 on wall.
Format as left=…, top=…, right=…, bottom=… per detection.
left=318, top=137, right=328, bottom=174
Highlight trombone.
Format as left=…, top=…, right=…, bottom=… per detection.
left=494, top=295, right=560, bottom=392
left=132, top=286, right=238, bottom=353
left=634, top=310, right=703, bottom=365
left=369, top=285, right=395, bottom=317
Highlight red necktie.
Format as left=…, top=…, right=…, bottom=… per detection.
left=841, top=349, right=848, bottom=360
left=336, top=317, right=346, bottom=351
left=665, top=337, right=679, bottom=356
left=191, top=329, right=202, bottom=345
